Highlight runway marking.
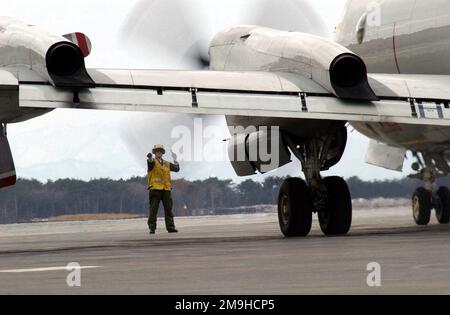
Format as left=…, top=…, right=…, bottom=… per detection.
left=0, top=266, right=101, bottom=273
left=412, top=264, right=450, bottom=271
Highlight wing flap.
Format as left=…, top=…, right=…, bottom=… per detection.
left=18, top=83, right=450, bottom=126
left=369, top=74, right=450, bottom=100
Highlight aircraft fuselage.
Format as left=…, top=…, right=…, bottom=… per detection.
left=212, top=0, right=450, bottom=162
left=336, top=0, right=450, bottom=159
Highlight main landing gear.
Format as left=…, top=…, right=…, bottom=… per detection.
left=411, top=153, right=450, bottom=225
left=278, top=127, right=352, bottom=237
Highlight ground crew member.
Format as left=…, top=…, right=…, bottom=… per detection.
left=147, top=144, right=180, bottom=234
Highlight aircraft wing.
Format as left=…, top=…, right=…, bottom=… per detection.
left=8, top=69, right=450, bottom=126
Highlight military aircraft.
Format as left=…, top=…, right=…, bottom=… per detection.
left=1, top=0, right=449, bottom=237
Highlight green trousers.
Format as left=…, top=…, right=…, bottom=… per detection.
left=148, top=190, right=176, bottom=231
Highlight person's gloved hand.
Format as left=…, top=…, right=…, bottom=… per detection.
left=171, top=150, right=178, bottom=163
left=147, top=153, right=153, bottom=161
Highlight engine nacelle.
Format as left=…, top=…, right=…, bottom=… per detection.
left=0, top=17, right=94, bottom=87
left=295, top=33, right=378, bottom=101
left=211, top=26, right=378, bottom=101
left=228, top=128, right=291, bottom=177
left=288, top=33, right=378, bottom=101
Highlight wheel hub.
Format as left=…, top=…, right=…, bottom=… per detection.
left=280, top=195, right=290, bottom=226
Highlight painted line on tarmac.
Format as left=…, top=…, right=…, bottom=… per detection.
left=0, top=266, right=101, bottom=273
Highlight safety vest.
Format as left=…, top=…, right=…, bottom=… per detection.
left=148, top=160, right=172, bottom=191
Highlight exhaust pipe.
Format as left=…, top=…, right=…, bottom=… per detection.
left=46, top=42, right=84, bottom=77
left=330, top=54, right=367, bottom=88
left=46, top=42, right=94, bottom=87
left=330, top=53, right=377, bottom=101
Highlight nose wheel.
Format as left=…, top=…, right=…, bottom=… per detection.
left=412, top=186, right=450, bottom=225
left=410, top=153, right=450, bottom=226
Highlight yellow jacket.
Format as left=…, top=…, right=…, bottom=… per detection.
left=147, top=159, right=179, bottom=191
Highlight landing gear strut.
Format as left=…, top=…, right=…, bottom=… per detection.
left=410, top=153, right=450, bottom=225
left=278, top=126, right=352, bottom=237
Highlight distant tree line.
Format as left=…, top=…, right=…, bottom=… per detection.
left=0, top=176, right=449, bottom=224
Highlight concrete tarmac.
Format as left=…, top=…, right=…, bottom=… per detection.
left=0, top=207, right=450, bottom=295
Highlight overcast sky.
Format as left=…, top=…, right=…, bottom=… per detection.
left=0, top=0, right=413, bottom=183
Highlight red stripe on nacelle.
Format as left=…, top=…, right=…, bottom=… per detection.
left=62, top=32, right=92, bottom=57
left=392, top=23, right=401, bottom=74
left=75, top=32, right=90, bottom=57
left=0, top=175, right=16, bottom=189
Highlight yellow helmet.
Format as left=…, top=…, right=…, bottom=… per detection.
left=152, top=144, right=166, bottom=154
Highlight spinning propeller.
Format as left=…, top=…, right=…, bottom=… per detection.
left=121, top=0, right=327, bottom=69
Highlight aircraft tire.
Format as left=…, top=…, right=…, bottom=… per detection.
left=278, top=178, right=312, bottom=237
left=318, top=176, right=352, bottom=236
left=436, top=187, right=450, bottom=224
left=412, top=187, right=432, bottom=226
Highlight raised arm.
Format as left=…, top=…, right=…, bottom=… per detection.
left=147, top=153, right=155, bottom=172
left=170, top=151, right=180, bottom=173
